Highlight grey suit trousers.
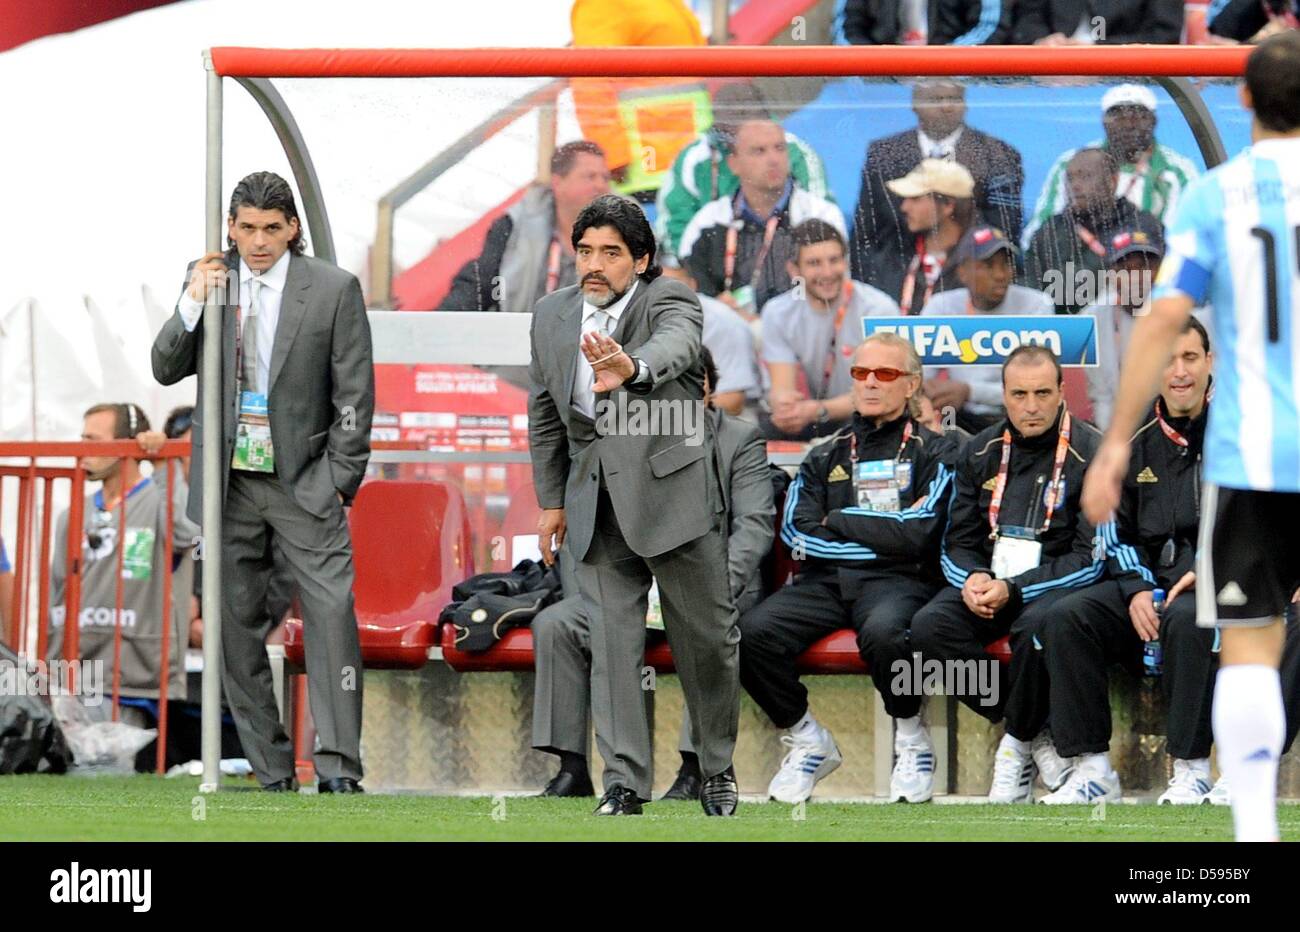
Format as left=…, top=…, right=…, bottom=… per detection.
left=575, top=489, right=740, bottom=798
left=222, top=470, right=364, bottom=784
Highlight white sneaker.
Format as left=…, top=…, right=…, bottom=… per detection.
left=1041, top=764, right=1122, bottom=805
left=988, top=737, right=1034, bottom=803
left=1030, top=731, right=1074, bottom=791
left=767, top=726, right=842, bottom=804
left=1206, top=775, right=1231, bottom=806
left=1157, top=759, right=1213, bottom=805
left=890, top=728, right=935, bottom=803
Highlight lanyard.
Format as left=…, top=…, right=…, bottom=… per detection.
left=819, top=280, right=855, bottom=396
left=1074, top=223, right=1107, bottom=259
left=850, top=418, right=913, bottom=470
left=988, top=410, right=1072, bottom=539
left=233, top=301, right=246, bottom=394
left=1116, top=149, right=1151, bottom=205
left=1154, top=387, right=1212, bottom=449
left=723, top=212, right=780, bottom=294
left=900, top=236, right=942, bottom=315
left=545, top=236, right=564, bottom=293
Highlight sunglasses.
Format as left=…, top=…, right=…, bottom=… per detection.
left=850, top=366, right=908, bottom=382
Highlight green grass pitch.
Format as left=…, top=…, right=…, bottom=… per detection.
left=2, top=775, right=1299, bottom=841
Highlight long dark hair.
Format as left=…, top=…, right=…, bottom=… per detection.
left=227, top=171, right=307, bottom=255
left=570, top=194, right=661, bottom=282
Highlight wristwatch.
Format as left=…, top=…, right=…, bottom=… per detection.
left=630, top=356, right=651, bottom=386
left=816, top=403, right=830, bottom=424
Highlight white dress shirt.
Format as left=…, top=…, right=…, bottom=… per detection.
left=572, top=280, right=638, bottom=418
left=178, top=250, right=290, bottom=396
left=917, top=126, right=964, bottom=160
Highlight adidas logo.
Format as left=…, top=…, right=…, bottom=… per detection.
left=828, top=464, right=850, bottom=483
left=1216, top=581, right=1249, bottom=607
left=982, top=477, right=997, bottom=491
left=1136, top=467, right=1158, bottom=483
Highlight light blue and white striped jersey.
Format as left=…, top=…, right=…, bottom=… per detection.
left=1155, top=137, right=1300, bottom=492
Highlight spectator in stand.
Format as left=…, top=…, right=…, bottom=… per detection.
left=1023, top=147, right=1164, bottom=315
left=1025, top=85, right=1198, bottom=245
left=760, top=220, right=899, bottom=440
left=569, top=0, right=708, bottom=199
left=920, top=225, right=1054, bottom=433
left=438, top=140, right=611, bottom=314
left=833, top=0, right=1013, bottom=45
left=531, top=347, right=773, bottom=801
left=656, top=82, right=833, bottom=268
left=679, top=116, right=845, bottom=319
left=1083, top=224, right=1166, bottom=428
left=1209, top=0, right=1300, bottom=42
left=874, top=159, right=975, bottom=314
left=850, top=82, right=1023, bottom=288
left=1013, top=0, right=1184, bottom=44
left=47, top=404, right=198, bottom=731
left=660, top=267, right=763, bottom=416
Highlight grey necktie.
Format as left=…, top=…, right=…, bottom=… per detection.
left=241, top=279, right=262, bottom=394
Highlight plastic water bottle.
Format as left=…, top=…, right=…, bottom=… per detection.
left=1144, top=588, right=1166, bottom=676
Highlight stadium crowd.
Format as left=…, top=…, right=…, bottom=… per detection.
left=10, top=1, right=1300, bottom=815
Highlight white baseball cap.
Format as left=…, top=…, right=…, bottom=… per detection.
left=886, top=158, right=975, bottom=199
left=1101, top=84, right=1157, bottom=113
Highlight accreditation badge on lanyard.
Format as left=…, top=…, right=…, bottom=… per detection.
left=988, top=412, right=1072, bottom=579
left=231, top=304, right=276, bottom=474
left=852, top=421, right=913, bottom=513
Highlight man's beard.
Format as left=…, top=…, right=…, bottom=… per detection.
left=583, top=278, right=630, bottom=309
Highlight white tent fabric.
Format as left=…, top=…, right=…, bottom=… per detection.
left=0, top=0, right=577, bottom=441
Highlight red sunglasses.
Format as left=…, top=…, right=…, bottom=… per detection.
left=850, top=366, right=908, bottom=382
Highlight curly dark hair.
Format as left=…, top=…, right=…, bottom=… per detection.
left=570, top=194, right=661, bottom=282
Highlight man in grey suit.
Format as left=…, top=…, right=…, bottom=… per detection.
left=529, top=194, right=742, bottom=815
left=151, top=171, right=374, bottom=794
left=532, top=347, right=774, bottom=801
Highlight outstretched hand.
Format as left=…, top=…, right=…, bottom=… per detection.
left=582, top=330, right=636, bottom=393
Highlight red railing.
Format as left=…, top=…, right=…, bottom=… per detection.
left=0, top=439, right=189, bottom=773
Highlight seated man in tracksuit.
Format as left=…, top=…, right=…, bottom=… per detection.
left=1030, top=319, right=1210, bottom=803
left=910, top=344, right=1105, bottom=802
left=531, top=347, right=774, bottom=801
left=740, top=331, right=962, bottom=805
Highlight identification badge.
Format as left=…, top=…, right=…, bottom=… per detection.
left=991, top=526, right=1043, bottom=579
left=232, top=391, right=275, bottom=473
left=856, top=458, right=902, bottom=512
left=729, top=284, right=756, bottom=313
left=122, top=527, right=155, bottom=581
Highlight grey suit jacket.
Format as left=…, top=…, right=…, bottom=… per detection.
left=712, top=408, right=774, bottom=610
left=528, top=275, right=722, bottom=561
left=151, top=251, right=375, bottom=524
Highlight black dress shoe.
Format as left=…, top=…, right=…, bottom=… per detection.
left=659, top=764, right=702, bottom=801
left=261, top=777, right=299, bottom=792
left=593, top=786, right=643, bottom=815
left=700, top=767, right=738, bottom=816
left=538, top=770, right=595, bottom=798
left=317, top=777, right=364, bottom=794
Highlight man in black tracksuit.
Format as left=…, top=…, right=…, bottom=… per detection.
left=1038, top=319, right=1300, bottom=804
left=1012, top=0, right=1185, bottom=44
left=910, top=344, right=1105, bottom=801
left=740, top=333, right=961, bottom=804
